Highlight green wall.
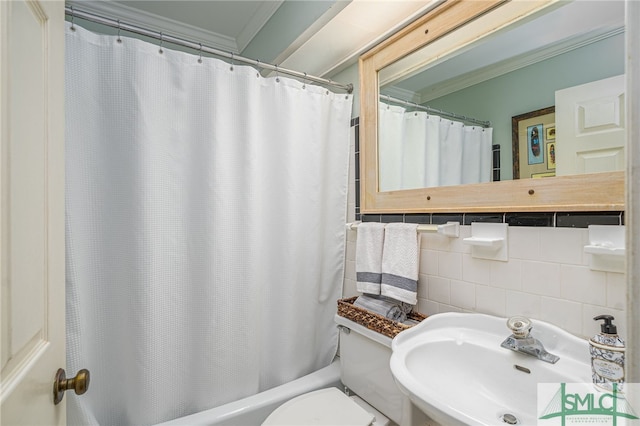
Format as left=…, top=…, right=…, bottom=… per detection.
left=330, top=63, right=360, bottom=118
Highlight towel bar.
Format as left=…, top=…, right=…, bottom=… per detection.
left=346, top=221, right=459, bottom=238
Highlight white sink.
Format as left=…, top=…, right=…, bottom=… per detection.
left=390, top=312, right=591, bottom=425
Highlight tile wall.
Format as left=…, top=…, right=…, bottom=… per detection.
left=344, top=119, right=627, bottom=340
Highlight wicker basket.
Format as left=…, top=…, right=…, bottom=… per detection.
left=337, top=296, right=428, bottom=339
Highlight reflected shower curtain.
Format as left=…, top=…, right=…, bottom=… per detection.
left=378, top=102, right=493, bottom=190
left=65, top=25, right=352, bottom=425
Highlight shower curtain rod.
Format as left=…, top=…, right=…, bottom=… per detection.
left=380, top=94, right=491, bottom=128
left=64, top=6, right=354, bottom=94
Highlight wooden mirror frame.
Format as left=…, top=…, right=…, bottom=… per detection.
left=359, top=0, right=624, bottom=214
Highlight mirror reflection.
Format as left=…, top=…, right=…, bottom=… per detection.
left=378, top=0, right=625, bottom=192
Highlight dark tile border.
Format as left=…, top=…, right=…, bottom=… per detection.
left=380, top=214, right=404, bottom=223
left=556, top=212, right=623, bottom=228
left=404, top=214, right=431, bottom=224
left=352, top=119, right=361, bottom=221
left=432, top=214, right=463, bottom=225
left=505, top=213, right=554, bottom=227
left=360, top=212, right=624, bottom=228
left=463, top=213, right=504, bottom=225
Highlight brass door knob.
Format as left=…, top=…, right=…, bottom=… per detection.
left=53, top=368, right=90, bottom=405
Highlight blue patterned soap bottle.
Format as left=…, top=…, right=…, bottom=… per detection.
left=589, top=315, right=625, bottom=392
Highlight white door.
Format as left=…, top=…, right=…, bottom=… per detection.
left=555, top=74, right=626, bottom=176
left=1, top=0, right=67, bottom=425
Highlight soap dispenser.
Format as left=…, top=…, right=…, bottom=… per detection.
left=589, top=315, right=625, bottom=392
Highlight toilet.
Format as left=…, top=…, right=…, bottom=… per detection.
left=262, top=314, right=425, bottom=426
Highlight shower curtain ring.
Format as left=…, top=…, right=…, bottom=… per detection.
left=70, top=6, right=76, bottom=31
left=275, top=65, right=280, bottom=83
left=159, top=33, right=164, bottom=54
left=198, top=43, right=203, bottom=63
left=117, top=20, right=122, bottom=43
left=230, top=53, right=234, bottom=71
left=256, top=60, right=260, bottom=78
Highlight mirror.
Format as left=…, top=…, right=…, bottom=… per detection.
left=359, top=0, right=625, bottom=213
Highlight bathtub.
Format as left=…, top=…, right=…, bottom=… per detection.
left=156, top=358, right=342, bottom=426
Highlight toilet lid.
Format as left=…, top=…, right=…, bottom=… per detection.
left=262, top=387, right=375, bottom=426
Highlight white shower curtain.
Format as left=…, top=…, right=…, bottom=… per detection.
left=65, top=25, right=352, bottom=425
left=378, top=104, right=405, bottom=191
left=378, top=102, right=493, bottom=190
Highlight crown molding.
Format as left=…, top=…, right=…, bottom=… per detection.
left=234, top=1, right=283, bottom=53
left=270, top=1, right=349, bottom=72
left=380, top=86, right=421, bottom=104
left=67, top=0, right=240, bottom=53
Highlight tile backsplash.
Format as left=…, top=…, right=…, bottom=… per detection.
left=343, top=119, right=627, bottom=341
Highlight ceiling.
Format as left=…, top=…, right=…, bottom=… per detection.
left=67, top=0, right=441, bottom=79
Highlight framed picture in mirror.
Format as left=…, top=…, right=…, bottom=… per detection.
left=547, top=142, right=556, bottom=170
left=512, top=106, right=556, bottom=179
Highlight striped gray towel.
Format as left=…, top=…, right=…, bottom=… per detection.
left=353, top=295, right=408, bottom=322
left=381, top=223, right=420, bottom=305
left=355, top=222, right=386, bottom=295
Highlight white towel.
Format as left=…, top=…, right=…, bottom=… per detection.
left=355, top=222, right=386, bottom=295
left=381, top=223, right=420, bottom=304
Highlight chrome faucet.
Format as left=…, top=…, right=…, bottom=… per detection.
left=500, top=316, right=559, bottom=364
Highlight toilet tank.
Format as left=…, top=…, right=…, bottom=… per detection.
left=334, top=315, right=406, bottom=425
